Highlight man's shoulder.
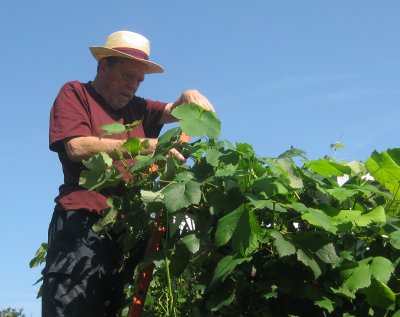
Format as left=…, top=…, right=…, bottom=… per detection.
left=59, top=80, right=87, bottom=93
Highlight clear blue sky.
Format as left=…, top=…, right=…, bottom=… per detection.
left=1, top=1, right=399, bottom=315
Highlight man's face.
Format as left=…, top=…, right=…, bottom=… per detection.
left=99, top=58, right=147, bottom=110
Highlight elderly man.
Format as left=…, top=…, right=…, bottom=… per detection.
left=42, top=30, right=214, bottom=317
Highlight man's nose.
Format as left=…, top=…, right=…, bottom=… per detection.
left=127, top=81, right=138, bottom=91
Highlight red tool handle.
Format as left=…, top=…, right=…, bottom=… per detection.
left=128, top=133, right=190, bottom=317
left=128, top=225, right=165, bottom=317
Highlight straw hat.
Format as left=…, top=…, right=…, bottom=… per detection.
left=89, top=30, right=164, bottom=74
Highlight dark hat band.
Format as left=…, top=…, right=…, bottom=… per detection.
left=113, top=47, right=149, bottom=60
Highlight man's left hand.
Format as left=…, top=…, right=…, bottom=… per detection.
left=160, top=89, right=215, bottom=124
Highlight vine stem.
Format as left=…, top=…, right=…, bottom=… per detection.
left=163, top=210, right=177, bottom=317
left=164, top=256, right=176, bottom=316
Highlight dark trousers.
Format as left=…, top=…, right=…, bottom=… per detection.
left=42, top=210, right=126, bottom=317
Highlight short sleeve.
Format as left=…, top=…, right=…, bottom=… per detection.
left=49, top=82, right=92, bottom=152
left=142, top=99, right=167, bottom=138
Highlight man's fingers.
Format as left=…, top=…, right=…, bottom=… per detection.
left=193, top=99, right=215, bottom=112
left=182, top=89, right=215, bottom=112
left=167, top=148, right=186, bottom=163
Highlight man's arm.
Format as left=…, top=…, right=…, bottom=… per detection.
left=63, top=136, right=185, bottom=163
left=159, top=89, right=215, bottom=124
left=63, top=136, right=157, bottom=162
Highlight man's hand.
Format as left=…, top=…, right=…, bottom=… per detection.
left=167, top=148, right=186, bottom=163
left=160, top=89, right=215, bottom=124
left=174, top=89, right=215, bottom=112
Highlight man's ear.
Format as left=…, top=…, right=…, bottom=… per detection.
left=98, top=59, right=108, bottom=73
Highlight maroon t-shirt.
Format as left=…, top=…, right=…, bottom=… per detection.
left=49, top=81, right=167, bottom=213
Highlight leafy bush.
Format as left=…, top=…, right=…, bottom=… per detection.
left=33, top=104, right=400, bottom=316
left=0, top=308, right=25, bottom=317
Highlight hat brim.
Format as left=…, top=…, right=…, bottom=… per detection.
left=89, top=47, right=164, bottom=74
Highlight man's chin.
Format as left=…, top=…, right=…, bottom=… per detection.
left=109, top=100, right=129, bottom=111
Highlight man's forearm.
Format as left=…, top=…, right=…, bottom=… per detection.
left=63, top=136, right=157, bottom=162
left=159, top=102, right=178, bottom=124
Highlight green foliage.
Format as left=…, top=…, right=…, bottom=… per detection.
left=29, top=243, right=47, bottom=268
left=33, top=103, right=400, bottom=316
left=0, top=308, right=25, bottom=317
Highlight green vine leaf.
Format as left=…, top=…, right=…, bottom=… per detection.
left=315, top=243, right=340, bottom=264
left=162, top=180, right=201, bottom=212
left=99, top=122, right=127, bottom=137
left=389, top=229, right=400, bottom=249
left=295, top=206, right=337, bottom=234
left=297, top=248, right=323, bottom=279
left=207, top=254, right=250, bottom=293
left=363, top=278, right=396, bottom=310
left=171, top=103, right=221, bottom=139
left=366, top=149, right=400, bottom=205
left=231, top=209, right=263, bottom=256
left=215, top=205, right=245, bottom=247
left=305, top=159, right=351, bottom=177
left=276, top=158, right=304, bottom=189
left=270, top=231, right=296, bottom=257
left=92, top=207, right=118, bottom=233
left=181, top=234, right=200, bottom=254
left=206, top=148, right=221, bottom=167
left=99, top=120, right=140, bottom=137
left=29, top=243, right=48, bottom=268
left=326, top=187, right=358, bottom=203
left=314, top=296, right=335, bottom=314
left=369, top=256, right=394, bottom=284
left=79, top=152, right=121, bottom=191
left=340, top=257, right=394, bottom=292
left=155, top=127, right=180, bottom=154
left=122, top=137, right=148, bottom=156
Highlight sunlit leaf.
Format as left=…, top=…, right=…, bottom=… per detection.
left=276, top=158, right=304, bottom=189
left=29, top=243, right=48, bottom=268
left=82, top=152, right=113, bottom=171
left=206, top=148, right=221, bottom=167
left=366, top=149, right=400, bottom=202
left=298, top=207, right=337, bottom=234
left=369, top=256, right=394, bottom=284
left=79, top=152, right=121, bottom=191
left=99, top=122, right=127, bottom=137
left=305, top=159, right=351, bottom=177
left=122, top=137, right=147, bottom=155
left=315, top=296, right=335, bottom=313
left=341, top=261, right=371, bottom=291
left=326, top=187, right=358, bottom=203
left=172, top=103, right=221, bottom=139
